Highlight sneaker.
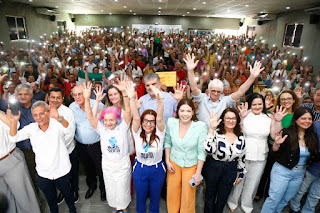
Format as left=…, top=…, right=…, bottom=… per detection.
left=74, top=192, right=79, bottom=203
left=57, top=192, right=64, bottom=205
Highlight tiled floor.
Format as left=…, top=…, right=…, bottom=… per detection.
left=40, top=176, right=296, bottom=213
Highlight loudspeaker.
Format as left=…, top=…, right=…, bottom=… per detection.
left=310, top=14, right=319, bottom=24
left=239, top=22, right=243, bottom=27
left=71, top=18, right=76, bottom=23
left=258, top=20, right=264, bottom=25
left=50, top=15, right=56, bottom=22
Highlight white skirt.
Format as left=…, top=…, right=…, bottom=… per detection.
left=102, top=154, right=132, bottom=210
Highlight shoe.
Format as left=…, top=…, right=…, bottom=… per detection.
left=57, top=192, right=64, bottom=205
left=254, top=195, right=261, bottom=201
left=100, top=191, right=106, bottom=201
left=85, top=188, right=96, bottom=199
left=74, top=192, right=79, bottom=203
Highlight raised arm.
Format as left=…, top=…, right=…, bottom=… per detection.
left=150, top=85, right=165, bottom=132
left=126, top=81, right=140, bottom=133
left=82, top=82, right=98, bottom=129
left=231, top=61, right=265, bottom=101
left=92, top=86, right=106, bottom=117
left=184, top=53, right=200, bottom=96
left=270, top=105, right=287, bottom=139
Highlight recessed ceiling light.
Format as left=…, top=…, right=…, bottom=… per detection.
left=29, top=0, right=33, bottom=2
left=193, top=8, right=196, bottom=10
left=158, top=11, right=161, bottom=13
left=202, top=2, right=206, bottom=4
left=245, top=5, right=249, bottom=7
left=286, top=6, right=290, bottom=10
left=158, top=14, right=161, bottom=16
left=129, top=10, right=132, bottom=12
left=114, top=0, right=118, bottom=2
left=101, top=10, right=104, bottom=12
left=123, top=6, right=127, bottom=8
left=227, top=9, right=230, bottom=12
left=206, top=15, right=209, bottom=17
left=182, top=15, right=185, bottom=16
left=159, top=0, right=162, bottom=2
left=55, top=6, right=59, bottom=8
left=133, top=13, right=136, bottom=15
left=158, top=7, right=161, bottom=9
left=109, top=13, right=112, bottom=15
left=187, top=11, right=190, bottom=14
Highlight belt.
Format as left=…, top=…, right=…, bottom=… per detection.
left=0, top=148, right=16, bottom=161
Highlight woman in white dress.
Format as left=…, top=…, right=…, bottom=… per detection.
left=227, top=93, right=286, bottom=213
left=83, top=82, right=133, bottom=213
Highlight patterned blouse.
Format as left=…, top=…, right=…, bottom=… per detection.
left=204, top=130, right=246, bottom=178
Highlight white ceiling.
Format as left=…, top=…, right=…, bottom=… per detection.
left=10, top=0, right=320, bottom=18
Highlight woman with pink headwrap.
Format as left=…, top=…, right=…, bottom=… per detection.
left=82, top=81, right=133, bottom=213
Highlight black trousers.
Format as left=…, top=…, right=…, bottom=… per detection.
left=204, top=157, right=237, bottom=213
left=69, top=148, right=79, bottom=194
left=37, top=172, right=76, bottom=213
left=22, top=149, right=38, bottom=191
left=76, top=141, right=105, bottom=192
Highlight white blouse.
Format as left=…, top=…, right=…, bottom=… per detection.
left=132, top=126, right=165, bottom=166
left=242, top=112, right=271, bottom=161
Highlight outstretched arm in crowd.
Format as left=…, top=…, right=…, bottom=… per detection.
left=231, top=61, right=265, bottom=101
left=82, top=82, right=98, bottom=129
left=126, top=81, right=141, bottom=133
left=184, top=53, right=200, bottom=96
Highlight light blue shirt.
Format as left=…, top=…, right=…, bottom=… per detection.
left=193, top=91, right=236, bottom=128
left=69, top=99, right=104, bottom=144
left=139, top=91, right=177, bottom=124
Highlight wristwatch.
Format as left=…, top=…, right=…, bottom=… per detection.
left=57, top=116, right=65, bottom=123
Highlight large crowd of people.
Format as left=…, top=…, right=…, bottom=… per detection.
left=0, top=28, right=319, bottom=213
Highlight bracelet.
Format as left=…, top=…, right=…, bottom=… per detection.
left=58, top=116, right=65, bottom=123
left=273, top=143, right=280, bottom=148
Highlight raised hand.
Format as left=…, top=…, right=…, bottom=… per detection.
left=125, top=81, right=136, bottom=99
left=265, top=95, right=273, bottom=109
left=274, top=131, right=288, bottom=146
left=150, top=85, right=163, bottom=102
left=114, top=74, right=127, bottom=93
left=49, top=104, right=60, bottom=120
left=183, top=53, right=199, bottom=71
left=169, top=83, right=184, bottom=101
left=7, top=109, right=20, bottom=123
left=237, top=102, right=252, bottom=119
left=0, top=73, right=8, bottom=83
left=273, top=105, right=288, bottom=122
left=94, top=86, right=106, bottom=102
left=208, top=110, right=222, bottom=130
left=294, top=86, right=306, bottom=99
left=81, top=82, right=92, bottom=100
left=249, top=61, right=265, bottom=78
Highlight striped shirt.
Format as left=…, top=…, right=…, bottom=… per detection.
left=204, top=131, right=246, bottom=178
left=302, top=103, right=320, bottom=121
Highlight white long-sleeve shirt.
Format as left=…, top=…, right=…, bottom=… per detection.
left=9, top=118, right=72, bottom=179
left=0, top=119, right=19, bottom=159
left=58, top=105, right=76, bottom=154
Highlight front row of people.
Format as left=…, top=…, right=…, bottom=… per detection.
left=1, top=84, right=319, bottom=213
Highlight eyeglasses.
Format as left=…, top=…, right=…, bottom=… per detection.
left=225, top=117, right=237, bottom=121
left=72, top=93, right=83, bottom=97
left=211, top=90, right=222, bottom=94
left=142, top=119, right=156, bottom=125
left=280, top=97, right=293, bottom=102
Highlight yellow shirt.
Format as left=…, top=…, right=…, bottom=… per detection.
left=207, top=53, right=216, bottom=68
left=143, top=68, right=156, bottom=74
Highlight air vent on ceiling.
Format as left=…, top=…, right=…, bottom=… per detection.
left=252, top=13, right=276, bottom=21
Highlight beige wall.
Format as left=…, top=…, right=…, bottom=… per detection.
left=73, top=14, right=240, bottom=31
left=240, top=10, right=320, bottom=72
left=0, top=1, right=75, bottom=50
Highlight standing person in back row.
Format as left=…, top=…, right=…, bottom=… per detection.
left=184, top=53, right=265, bottom=128
left=69, top=85, right=106, bottom=201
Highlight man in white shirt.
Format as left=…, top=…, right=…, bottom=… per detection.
left=8, top=101, right=77, bottom=213
left=86, top=55, right=97, bottom=73
left=48, top=87, right=79, bottom=204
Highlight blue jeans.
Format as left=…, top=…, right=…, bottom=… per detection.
left=133, top=160, right=166, bottom=213
left=290, top=170, right=319, bottom=212
left=261, top=162, right=305, bottom=213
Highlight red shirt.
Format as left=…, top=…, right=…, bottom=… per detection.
left=136, top=60, right=145, bottom=70
left=136, top=82, right=146, bottom=99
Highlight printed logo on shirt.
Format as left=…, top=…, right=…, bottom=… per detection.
left=141, top=152, right=154, bottom=159
left=143, top=143, right=150, bottom=152
left=108, top=137, right=120, bottom=153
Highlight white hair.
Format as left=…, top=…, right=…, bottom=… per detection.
left=208, top=79, right=224, bottom=92
left=31, top=101, right=49, bottom=112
